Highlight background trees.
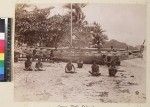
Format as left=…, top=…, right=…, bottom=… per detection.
left=15, top=3, right=108, bottom=49
left=15, top=4, right=53, bottom=46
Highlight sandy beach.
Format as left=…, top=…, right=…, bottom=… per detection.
left=14, top=58, right=146, bottom=103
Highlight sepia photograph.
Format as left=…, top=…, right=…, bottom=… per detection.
left=14, top=3, right=146, bottom=103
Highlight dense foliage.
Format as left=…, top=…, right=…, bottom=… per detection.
left=15, top=3, right=108, bottom=49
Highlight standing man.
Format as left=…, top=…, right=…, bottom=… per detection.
left=48, top=50, right=54, bottom=63
left=32, top=48, right=37, bottom=61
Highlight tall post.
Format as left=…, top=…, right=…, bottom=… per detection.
left=70, top=3, right=72, bottom=48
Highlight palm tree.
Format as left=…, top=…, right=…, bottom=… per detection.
left=64, top=3, right=87, bottom=23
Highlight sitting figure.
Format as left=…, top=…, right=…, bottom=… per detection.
left=65, top=61, right=76, bottom=73
left=35, top=58, right=44, bottom=71
left=24, top=55, right=33, bottom=71
left=89, top=61, right=101, bottom=76
left=77, top=59, right=83, bottom=68
left=108, top=65, right=118, bottom=77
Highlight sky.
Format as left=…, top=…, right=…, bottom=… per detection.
left=35, top=3, right=69, bottom=16
left=33, top=3, right=146, bottom=46
left=82, top=4, right=146, bottom=46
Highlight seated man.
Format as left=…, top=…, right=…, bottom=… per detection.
left=35, top=58, right=44, bottom=71
left=24, top=55, right=33, bottom=71
left=65, top=61, right=76, bottom=73
left=89, top=61, right=101, bottom=76
left=77, top=59, right=83, bottom=68
left=108, top=65, right=118, bottom=77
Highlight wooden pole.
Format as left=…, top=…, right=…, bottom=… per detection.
left=70, top=3, right=72, bottom=48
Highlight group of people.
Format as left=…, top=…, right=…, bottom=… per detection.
left=24, top=57, right=118, bottom=77
left=23, top=48, right=119, bottom=77
left=24, top=55, right=44, bottom=71
left=65, top=59, right=118, bottom=77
